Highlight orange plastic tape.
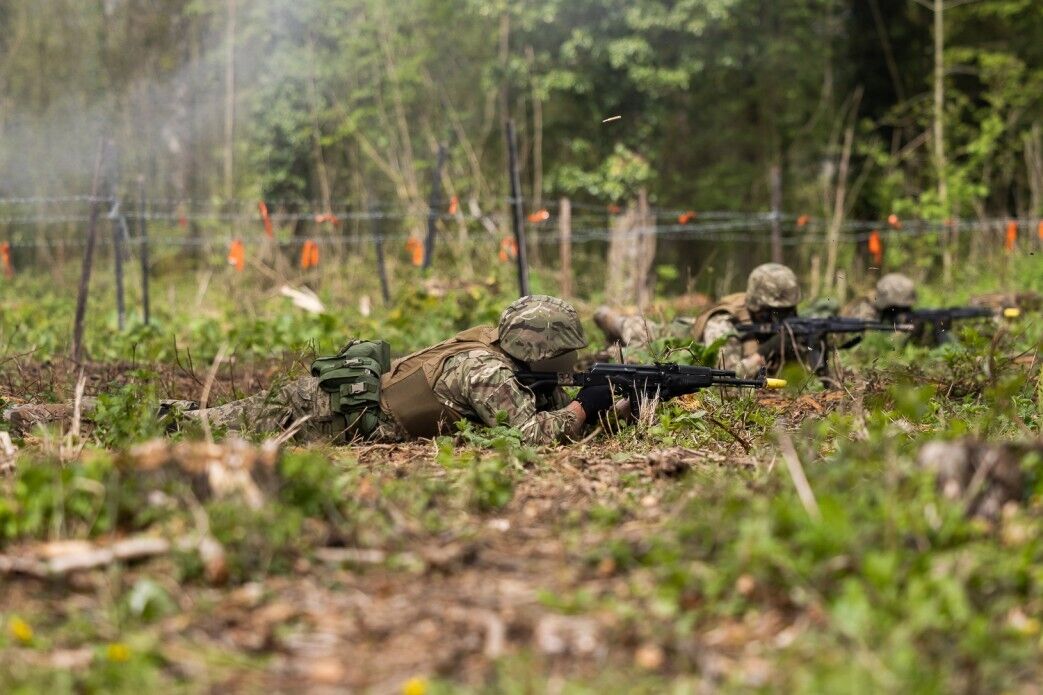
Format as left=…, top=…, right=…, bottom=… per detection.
left=867, top=230, right=883, bottom=266
left=228, top=239, right=245, bottom=272
left=258, top=200, right=274, bottom=238
left=498, top=237, right=518, bottom=263
left=1005, top=221, right=1017, bottom=252
left=405, top=237, right=424, bottom=267
left=314, top=213, right=341, bottom=226
left=0, top=241, right=12, bottom=278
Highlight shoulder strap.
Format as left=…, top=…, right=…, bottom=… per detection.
left=693, top=292, right=749, bottom=340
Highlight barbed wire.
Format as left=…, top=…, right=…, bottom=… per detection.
left=2, top=192, right=1039, bottom=254
left=4, top=217, right=1032, bottom=250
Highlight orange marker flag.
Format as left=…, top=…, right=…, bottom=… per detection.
left=405, top=237, right=424, bottom=267
left=300, top=240, right=320, bottom=269
left=498, top=236, right=518, bottom=263
left=448, top=195, right=459, bottom=215
left=0, top=242, right=12, bottom=279
left=678, top=211, right=697, bottom=225
left=1005, top=220, right=1018, bottom=252
left=1038, top=220, right=1043, bottom=241
left=314, top=213, right=341, bottom=226
left=796, top=214, right=810, bottom=228
left=607, top=203, right=621, bottom=215
left=228, top=239, right=245, bottom=272
left=258, top=200, right=274, bottom=238
left=867, top=230, right=883, bottom=266
left=887, top=213, right=901, bottom=229
left=527, top=209, right=550, bottom=223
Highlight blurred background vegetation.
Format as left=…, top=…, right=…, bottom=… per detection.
left=2, top=0, right=1041, bottom=221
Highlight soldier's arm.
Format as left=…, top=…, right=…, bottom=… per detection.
left=438, top=353, right=582, bottom=445
left=702, top=314, right=765, bottom=379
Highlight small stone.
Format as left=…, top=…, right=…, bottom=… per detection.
left=306, top=657, right=345, bottom=684
left=736, top=574, right=756, bottom=596
left=634, top=643, right=664, bottom=670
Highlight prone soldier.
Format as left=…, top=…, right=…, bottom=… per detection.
left=4, top=296, right=623, bottom=446
left=843, top=273, right=1019, bottom=346
left=595, top=262, right=804, bottom=378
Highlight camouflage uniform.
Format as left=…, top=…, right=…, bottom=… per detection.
left=841, top=273, right=917, bottom=321
left=592, top=307, right=693, bottom=349
left=594, top=264, right=801, bottom=379
left=700, top=263, right=801, bottom=378
left=6, top=296, right=589, bottom=446
left=183, top=376, right=342, bottom=439
left=194, top=295, right=587, bottom=446
left=702, top=312, right=755, bottom=376
left=191, top=357, right=575, bottom=445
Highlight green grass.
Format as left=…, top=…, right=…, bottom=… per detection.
left=1, top=251, right=1042, bottom=691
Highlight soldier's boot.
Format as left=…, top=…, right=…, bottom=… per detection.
left=594, top=306, right=627, bottom=344
left=594, top=306, right=657, bottom=348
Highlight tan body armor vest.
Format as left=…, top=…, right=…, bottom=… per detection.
left=692, top=292, right=759, bottom=358
left=380, top=325, right=511, bottom=438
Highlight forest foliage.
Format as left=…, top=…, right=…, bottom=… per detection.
left=2, top=0, right=1042, bottom=223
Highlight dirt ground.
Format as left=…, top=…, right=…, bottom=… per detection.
left=2, top=439, right=808, bottom=692
left=0, top=352, right=305, bottom=406
left=0, top=356, right=856, bottom=692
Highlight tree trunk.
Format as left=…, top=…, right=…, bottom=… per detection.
left=223, top=0, right=236, bottom=201
left=635, top=188, right=656, bottom=311
left=825, top=90, right=860, bottom=296
left=933, top=0, right=951, bottom=282
left=769, top=162, right=783, bottom=263
left=558, top=197, right=572, bottom=297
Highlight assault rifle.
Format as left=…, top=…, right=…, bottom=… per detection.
left=893, top=306, right=1020, bottom=344
left=733, top=316, right=914, bottom=374
left=517, top=363, right=785, bottom=415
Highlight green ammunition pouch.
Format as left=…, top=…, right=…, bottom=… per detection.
left=310, top=340, right=391, bottom=441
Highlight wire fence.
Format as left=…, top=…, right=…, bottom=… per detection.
left=2, top=195, right=1042, bottom=248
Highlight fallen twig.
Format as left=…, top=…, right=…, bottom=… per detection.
left=0, top=536, right=171, bottom=578
left=776, top=428, right=821, bottom=521
left=0, top=432, right=17, bottom=475
left=198, top=344, right=229, bottom=444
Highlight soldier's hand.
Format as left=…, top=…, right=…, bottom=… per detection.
left=612, top=397, right=632, bottom=421
left=575, top=385, right=614, bottom=419
left=756, top=333, right=782, bottom=358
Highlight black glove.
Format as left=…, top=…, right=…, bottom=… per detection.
left=757, top=333, right=783, bottom=358
left=574, top=385, right=615, bottom=419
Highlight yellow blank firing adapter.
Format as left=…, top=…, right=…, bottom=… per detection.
left=1002, top=307, right=1021, bottom=319
left=766, top=378, right=787, bottom=389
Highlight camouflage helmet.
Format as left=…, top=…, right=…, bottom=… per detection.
left=498, top=294, right=588, bottom=368
left=875, top=273, right=917, bottom=309
left=745, top=263, right=801, bottom=312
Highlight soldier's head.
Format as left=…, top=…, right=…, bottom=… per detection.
left=498, top=294, right=588, bottom=371
left=745, top=263, right=801, bottom=321
left=875, top=273, right=916, bottom=311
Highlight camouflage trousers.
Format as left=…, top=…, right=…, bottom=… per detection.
left=596, top=309, right=695, bottom=349
left=186, top=376, right=405, bottom=444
